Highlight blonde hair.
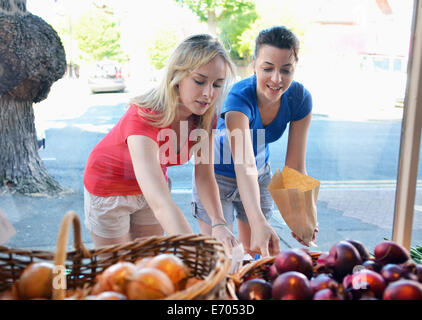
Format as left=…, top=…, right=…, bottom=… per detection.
left=130, top=34, right=236, bottom=132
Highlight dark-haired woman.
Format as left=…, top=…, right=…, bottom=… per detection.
left=192, top=26, right=318, bottom=256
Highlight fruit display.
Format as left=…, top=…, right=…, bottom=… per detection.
left=2, top=237, right=421, bottom=301
left=77, top=253, right=206, bottom=300
left=233, top=239, right=422, bottom=300
left=0, top=253, right=204, bottom=300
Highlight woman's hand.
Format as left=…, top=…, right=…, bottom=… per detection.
left=211, top=224, right=239, bottom=254
left=291, top=225, right=319, bottom=246
left=249, top=220, right=281, bottom=257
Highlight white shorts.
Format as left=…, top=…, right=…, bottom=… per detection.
left=84, top=187, right=160, bottom=239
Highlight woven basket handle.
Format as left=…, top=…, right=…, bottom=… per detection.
left=52, top=210, right=90, bottom=300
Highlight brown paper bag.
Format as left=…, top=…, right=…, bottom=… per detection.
left=267, top=166, right=320, bottom=246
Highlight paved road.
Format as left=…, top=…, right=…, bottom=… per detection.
left=1, top=86, right=421, bottom=254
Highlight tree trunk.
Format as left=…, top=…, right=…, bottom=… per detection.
left=0, top=94, right=69, bottom=195
left=207, top=9, right=218, bottom=36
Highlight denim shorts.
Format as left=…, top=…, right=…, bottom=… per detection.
left=191, top=163, right=273, bottom=226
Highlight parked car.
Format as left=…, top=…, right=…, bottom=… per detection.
left=88, top=61, right=126, bottom=94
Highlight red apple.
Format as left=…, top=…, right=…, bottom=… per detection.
left=238, top=278, right=272, bottom=300
left=272, top=271, right=313, bottom=300
left=274, top=249, right=313, bottom=279
left=383, top=280, right=422, bottom=300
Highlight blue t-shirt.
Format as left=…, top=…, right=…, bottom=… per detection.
left=214, top=74, right=312, bottom=178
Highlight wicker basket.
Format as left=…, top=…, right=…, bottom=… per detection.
left=226, top=251, right=322, bottom=300
left=0, top=211, right=230, bottom=300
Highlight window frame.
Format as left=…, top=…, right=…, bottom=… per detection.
left=393, top=0, right=422, bottom=249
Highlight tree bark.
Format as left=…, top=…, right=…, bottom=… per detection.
left=0, top=0, right=26, bottom=14
left=1, top=0, right=67, bottom=196
left=0, top=94, right=68, bottom=195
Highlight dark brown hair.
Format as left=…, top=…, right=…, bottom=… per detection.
left=253, top=26, right=300, bottom=61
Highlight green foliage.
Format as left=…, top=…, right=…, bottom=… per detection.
left=147, top=29, right=181, bottom=70
left=174, top=0, right=257, bottom=61
left=72, top=7, right=127, bottom=63
left=217, top=0, right=257, bottom=60
left=175, top=0, right=311, bottom=62
left=236, top=1, right=310, bottom=60
left=174, top=0, right=218, bottom=22
left=410, top=245, right=422, bottom=264
left=51, top=15, right=79, bottom=65
left=218, top=2, right=257, bottom=60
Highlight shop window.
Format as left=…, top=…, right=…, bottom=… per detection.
left=1, top=0, right=419, bottom=256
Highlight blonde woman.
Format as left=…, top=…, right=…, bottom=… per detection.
left=83, top=34, right=238, bottom=252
